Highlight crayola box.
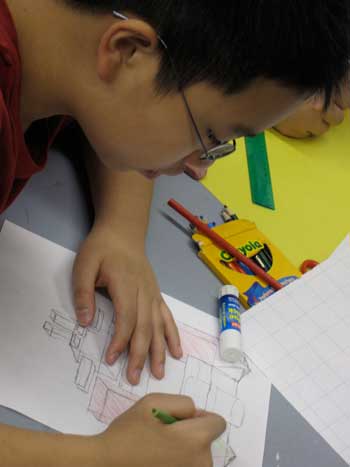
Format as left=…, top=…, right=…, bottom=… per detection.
left=192, top=219, right=301, bottom=308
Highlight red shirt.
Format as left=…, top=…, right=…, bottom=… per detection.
left=0, top=1, right=65, bottom=213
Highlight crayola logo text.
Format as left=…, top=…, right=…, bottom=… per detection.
left=238, top=241, right=263, bottom=256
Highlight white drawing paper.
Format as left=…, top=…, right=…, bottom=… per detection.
left=242, top=235, right=350, bottom=465
left=0, top=221, right=271, bottom=467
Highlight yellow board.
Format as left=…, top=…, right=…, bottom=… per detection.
left=202, top=114, right=350, bottom=267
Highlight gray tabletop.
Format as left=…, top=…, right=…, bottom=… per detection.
left=0, top=150, right=345, bottom=467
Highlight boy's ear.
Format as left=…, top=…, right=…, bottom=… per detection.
left=97, top=19, right=159, bottom=82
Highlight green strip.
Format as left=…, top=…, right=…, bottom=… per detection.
left=245, top=133, right=275, bottom=210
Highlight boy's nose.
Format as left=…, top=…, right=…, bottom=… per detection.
left=184, top=152, right=214, bottom=180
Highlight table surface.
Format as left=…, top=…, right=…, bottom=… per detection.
left=0, top=150, right=346, bottom=467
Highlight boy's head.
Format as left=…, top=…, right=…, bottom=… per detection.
left=47, top=1, right=350, bottom=176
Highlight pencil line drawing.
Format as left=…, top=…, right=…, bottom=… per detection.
left=43, top=308, right=251, bottom=467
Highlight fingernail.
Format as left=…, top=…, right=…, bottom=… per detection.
left=132, top=369, right=141, bottom=384
left=159, top=364, right=165, bottom=378
left=107, top=351, right=120, bottom=365
left=76, top=308, right=91, bottom=326
left=177, top=345, right=183, bottom=358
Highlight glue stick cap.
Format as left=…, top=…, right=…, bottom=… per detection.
left=219, top=285, right=239, bottom=299
left=220, top=331, right=242, bottom=363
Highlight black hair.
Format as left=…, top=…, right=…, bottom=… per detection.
left=63, top=1, right=350, bottom=103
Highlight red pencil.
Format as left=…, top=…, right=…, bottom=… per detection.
left=168, top=198, right=283, bottom=291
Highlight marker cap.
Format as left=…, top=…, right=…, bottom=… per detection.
left=219, top=285, right=239, bottom=299
left=220, top=330, right=242, bottom=363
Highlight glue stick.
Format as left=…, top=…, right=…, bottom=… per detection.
left=218, top=285, right=242, bottom=363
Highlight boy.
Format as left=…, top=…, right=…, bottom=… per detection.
left=1, top=1, right=350, bottom=465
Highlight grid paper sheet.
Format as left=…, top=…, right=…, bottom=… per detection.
left=242, top=235, right=350, bottom=464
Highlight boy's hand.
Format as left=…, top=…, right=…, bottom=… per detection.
left=72, top=224, right=183, bottom=385
left=274, top=77, right=350, bottom=139
left=0, top=394, right=226, bottom=467
left=93, top=394, right=226, bottom=467
left=274, top=94, right=346, bottom=139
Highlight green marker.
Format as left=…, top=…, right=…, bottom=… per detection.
left=152, top=408, right=178, bottom=425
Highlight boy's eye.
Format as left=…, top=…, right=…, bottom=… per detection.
left=207, top=129, right=221, bottom=146
left=207, top=129, right=230, bottom=147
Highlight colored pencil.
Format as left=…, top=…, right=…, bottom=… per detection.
left=152, top=408, right=178, bottom=424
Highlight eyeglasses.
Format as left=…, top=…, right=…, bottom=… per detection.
left=112, top=10, right=236, bottom=162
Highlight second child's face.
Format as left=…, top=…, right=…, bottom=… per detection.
left=76, top=73, right=306, bottom=179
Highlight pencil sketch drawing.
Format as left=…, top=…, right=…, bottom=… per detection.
left=43, top=307, right=251, bottom=467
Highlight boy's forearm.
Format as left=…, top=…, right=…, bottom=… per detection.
left=0, top=424, right=98, bottom=467
left=84, top=143, right=154, bottom=246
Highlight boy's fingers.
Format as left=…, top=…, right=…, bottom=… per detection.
left=150, top=301, right=166, bottom=379
left=106, top=321, right=132, bottom=365
left=308, top=118, right=330, bottom=137
left=334, top=81, right=350, bottom=109
left=162, top=302, right=183, bottom=359
left=179, top=410, right=227, bottom=445
left=323, top=104, right=344, bottom=127
left=310, top=94, right=325, bottom=111
left=72, top=254, right=98, bottom=326
left=106, top=283, right=137, bottom=365
left=142, top=395, right=225, bottom=442
left=127, top=291, right=153, bottom=384
left=141, top=393, right=196, bottom=420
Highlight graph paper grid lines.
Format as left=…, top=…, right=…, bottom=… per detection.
left=242, top=236, right=350, bottom=465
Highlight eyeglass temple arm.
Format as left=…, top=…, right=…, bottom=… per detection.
left=112, top=10, right=209, bottom=157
